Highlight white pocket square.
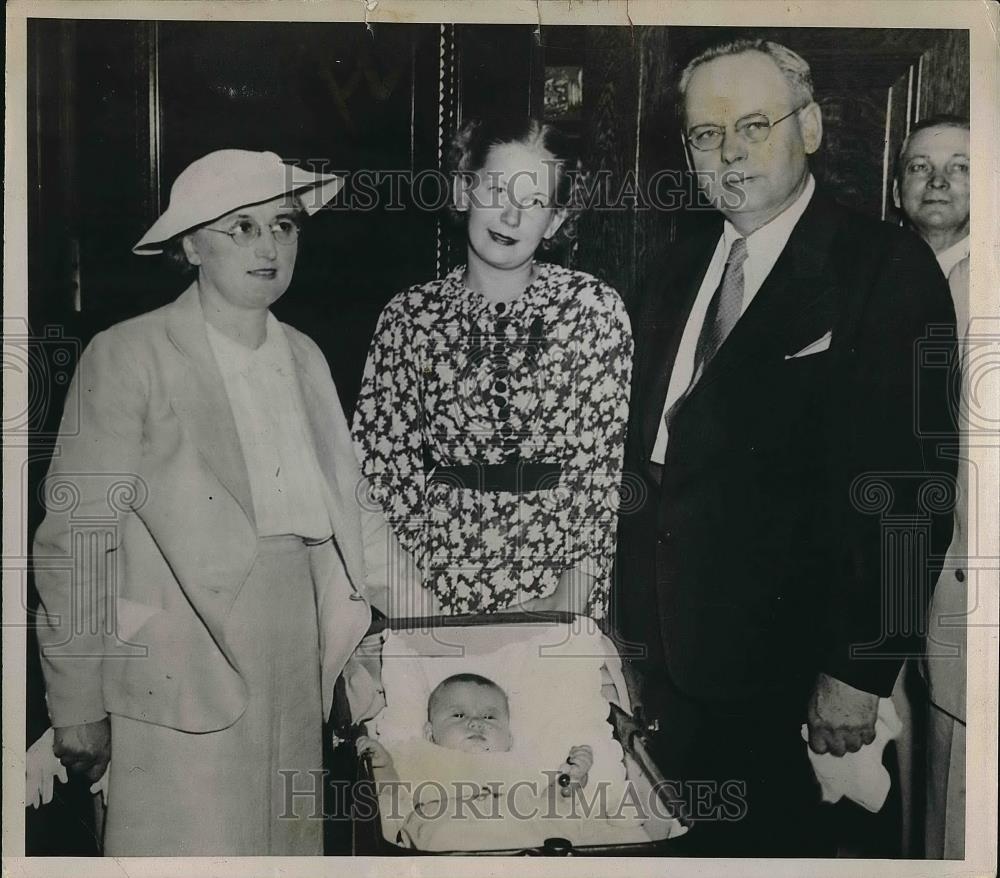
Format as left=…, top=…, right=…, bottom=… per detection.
left=785, top=330, right=832, bottom=359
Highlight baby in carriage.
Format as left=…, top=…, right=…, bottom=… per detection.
left=357, top=672, right=598, bottom=849
left=345, top=620, right=683, bottom=851
left=358, top=672, right=592, bottom=789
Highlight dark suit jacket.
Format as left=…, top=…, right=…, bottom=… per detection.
left=616, top=189, right=957, bottom=710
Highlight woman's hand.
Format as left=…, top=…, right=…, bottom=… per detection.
left=502, top=593, right=559, bottom=614
left=52, top=718, right=111, bottom=783
left=503, top=568, right=596, bottom=614
left=556, top=744, right=593, bottom=795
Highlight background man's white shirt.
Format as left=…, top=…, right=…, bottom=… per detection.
left=934, top=234, right=969, bottom=278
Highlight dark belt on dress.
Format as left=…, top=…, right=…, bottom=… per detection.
left=423, top=444, right=562, bottom=493
left=426, top=461, right=563, bottom=493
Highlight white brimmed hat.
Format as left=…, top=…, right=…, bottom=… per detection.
left=133, top=149, right=344, bottom=254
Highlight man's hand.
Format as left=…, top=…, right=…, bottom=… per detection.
left=52, top=718, right=111, bottom=783
left=806, top=673, right=878, bottom=757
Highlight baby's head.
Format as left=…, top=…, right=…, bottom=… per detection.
left=424, top=673, right=513, bottom=754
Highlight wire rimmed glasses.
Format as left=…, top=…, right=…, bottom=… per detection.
left=686, top=106, right=806, bottom=152
left=203, top=217, right=301, bottom=247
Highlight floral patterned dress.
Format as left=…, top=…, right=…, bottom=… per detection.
left=352, top=263, right=633, bottom=619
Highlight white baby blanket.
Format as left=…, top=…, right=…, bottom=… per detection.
left=373, top=620, right=630, bottom=799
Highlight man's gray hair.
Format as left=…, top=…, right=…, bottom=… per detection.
left=678, top=38, right=815, bottom=112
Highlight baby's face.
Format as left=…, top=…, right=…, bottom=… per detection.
left=425, top=681, right=513, bottom=753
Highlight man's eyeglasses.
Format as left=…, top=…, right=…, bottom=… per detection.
left=203, top=217, right=300, bottom=247
left=686, top=106, right=805, bottom=152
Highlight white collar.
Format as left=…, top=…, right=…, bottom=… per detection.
left=935, top=235, right=970, bottom=279
left=205, top=311, right=284, bottom=370
left=722, top=174, right=816, bottom=259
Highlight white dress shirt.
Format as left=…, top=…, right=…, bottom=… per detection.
left=206, top=313, right=332, bottom=538
left=935, top=234, right=969, bottom=279
left=652, top=175, right=816, bottom=463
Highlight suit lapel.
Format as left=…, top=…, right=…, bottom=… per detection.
left=285, top=331, right=366, bottom=585
left=284, top=331, right=372, bottom=713
left=639, top=230, right=721, bottom=459
left=678, top=192, right=842, bottom=405
left=163, top=290, right=367, bottom=587
left=164, top=283, right=257, bottom=529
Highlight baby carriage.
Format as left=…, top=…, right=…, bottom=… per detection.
left=333, top=610, right=689, bottom=856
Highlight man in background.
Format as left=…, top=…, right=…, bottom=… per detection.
left=895, top=115, right=970, bottom=328
left=894, top=114, right=970, bottom=859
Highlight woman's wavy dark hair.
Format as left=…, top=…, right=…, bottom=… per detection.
left=446, top=116, right=588, bottom=251
left=159, top=195, right=308, bottom=276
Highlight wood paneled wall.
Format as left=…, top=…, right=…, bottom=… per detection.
left=576, top=26, right=641, bottom=304
left=918, top=28, right=971, bottom=120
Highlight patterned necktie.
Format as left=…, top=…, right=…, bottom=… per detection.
left=692, top=236, right=748, bottom=379
left=661, top=237, right=749, bottom=435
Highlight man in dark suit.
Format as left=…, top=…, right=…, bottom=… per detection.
left=615, top=39, right=957, bottom=855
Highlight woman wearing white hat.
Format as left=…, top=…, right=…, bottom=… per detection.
left=33, top=150, right=373, bottom=854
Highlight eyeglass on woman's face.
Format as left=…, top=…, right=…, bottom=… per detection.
left=203, top=216, right=300, bottom=247
left=686, top=106, right=804, bottom=152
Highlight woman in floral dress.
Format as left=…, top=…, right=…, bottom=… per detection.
left=353, top=117, right=632, bottom=620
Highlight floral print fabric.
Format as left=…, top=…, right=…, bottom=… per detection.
left=352, top=263, right=632, bottom=618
